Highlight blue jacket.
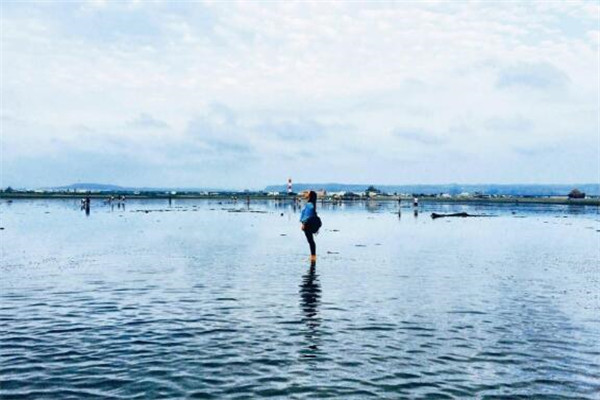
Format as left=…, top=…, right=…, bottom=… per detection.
left=300, top=202, right=316, bottom=223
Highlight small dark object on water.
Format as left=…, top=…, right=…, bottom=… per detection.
left=431, top=212, right=481, bottom=219
left=0, top=227, right=4, bottom=230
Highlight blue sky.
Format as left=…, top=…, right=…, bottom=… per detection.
left=1, top=1, right=598, bottom=189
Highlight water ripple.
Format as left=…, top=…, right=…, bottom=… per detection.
left=2, top=200, right=599, bottom=398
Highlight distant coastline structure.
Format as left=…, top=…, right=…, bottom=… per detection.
left=287, top=178, right=293, bottom=195
left=568, top=188, right=585, bottom=199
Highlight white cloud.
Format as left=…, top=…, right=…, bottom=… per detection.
left=1, top=1, right=598, bottom=187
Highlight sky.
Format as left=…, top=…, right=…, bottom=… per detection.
left=1, top=0, right=599, bottom=190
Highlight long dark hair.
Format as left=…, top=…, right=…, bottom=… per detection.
left=308, top=191, right=317, bottom=209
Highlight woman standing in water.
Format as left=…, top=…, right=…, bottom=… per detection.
left=300, top=191, right=319, bottom=263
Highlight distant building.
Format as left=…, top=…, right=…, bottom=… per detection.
left=365, top=185, right=380, bottom=198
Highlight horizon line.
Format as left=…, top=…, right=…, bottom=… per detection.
left=5, top=181, right=600, bottom=192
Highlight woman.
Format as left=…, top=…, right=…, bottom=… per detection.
left=300, top=191, right=318, bottom=263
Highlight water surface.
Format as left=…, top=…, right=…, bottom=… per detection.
left=1, top=199, right=599, bottom=398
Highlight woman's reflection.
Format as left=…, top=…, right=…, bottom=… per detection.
left=299, top=265, right=321, bottom=359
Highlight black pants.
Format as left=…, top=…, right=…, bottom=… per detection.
left=304, top=230, right=316, bottom=256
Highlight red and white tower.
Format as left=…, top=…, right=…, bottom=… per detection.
left=287, top=178, right=293, bottom=194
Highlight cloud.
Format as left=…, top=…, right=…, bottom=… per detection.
left=2, top=2, right=598, bottom=187
left=184, top=104, right=253, bottom=156
left=485, top=115, right=533, bottom=133
left=129, top=113, right=169, bottom=129
left=257, top=119, right=326, bottom=141
left=496, top=62, right=570, bottom=90
left=513, top=144, right=560, bottom=157
left=392, top=128, right=445, bottom=145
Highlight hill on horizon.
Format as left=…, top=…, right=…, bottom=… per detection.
left=264, top=183, right=600, bottom=196
left=44, top=183, right=228, bottom=192
left=48, top=183, right=130, bottom=191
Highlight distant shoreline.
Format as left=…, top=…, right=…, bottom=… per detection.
left=1, top=193, right=598, bottom=206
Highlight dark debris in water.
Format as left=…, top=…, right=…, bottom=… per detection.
left=225, top=208, right=269, bottom=214
left=131, top=208, right=203, bottom=213
left=431, top=212, right=494, bottom=219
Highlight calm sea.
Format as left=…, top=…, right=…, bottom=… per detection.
left=1, top=199, right=599, bottom=399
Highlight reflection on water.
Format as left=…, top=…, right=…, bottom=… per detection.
left=299, top=265, right=321, bottom=359
left=1, top=199, right=599, bottom=399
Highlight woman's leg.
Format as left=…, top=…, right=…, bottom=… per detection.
left=304, top=230, right=316, bottom=256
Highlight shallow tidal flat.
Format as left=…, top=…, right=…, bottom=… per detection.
left=1, top=199, right=599, bottom=399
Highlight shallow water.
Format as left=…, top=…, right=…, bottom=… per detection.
left=1, top=199, right=599, bottom=399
